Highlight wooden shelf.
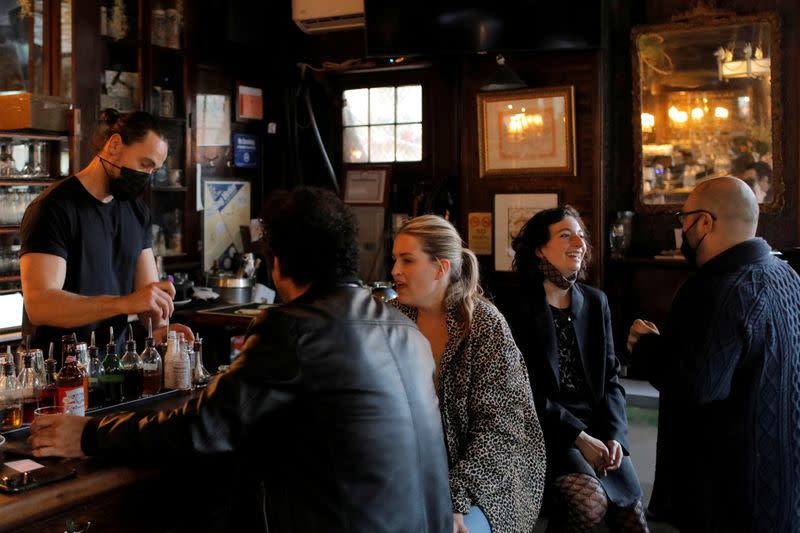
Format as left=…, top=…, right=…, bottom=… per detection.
left=0, top=131, right=68, bottom=142
left=0, top=179, right=57, bottom=186
left=151, top=44, right=185, bottom=56
left=0, top=226, right=20, bottom=235
left=100, top=35, right=142, bottom=49
left=0, top=288, right=21, bottom=295
left=152, top=186, right=187, bottom=192
left=0, top=275, right=20, bottom=282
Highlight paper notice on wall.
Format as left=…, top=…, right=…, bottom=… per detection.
left=196, top=164, right=203, bottom=211
left=468, top=212, right=492, bottom=255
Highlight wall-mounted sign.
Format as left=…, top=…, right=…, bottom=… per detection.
left=236, top=83, right=263, bottom=121
left=233, top=133, right=259, bottom=168
left=468, top=212, right=492, bottom=256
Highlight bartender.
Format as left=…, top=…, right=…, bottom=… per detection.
left=19, top=109, right=192, bottom=356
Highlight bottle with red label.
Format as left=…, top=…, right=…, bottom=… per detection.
left=56, top=338, right=85, bottom=416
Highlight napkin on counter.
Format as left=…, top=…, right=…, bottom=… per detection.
left=192, top=286, right=220, bottom=301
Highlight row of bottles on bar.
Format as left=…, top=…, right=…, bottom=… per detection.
left=0, top=319, right=211, bottom=430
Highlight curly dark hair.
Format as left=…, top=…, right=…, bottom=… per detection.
left=510, top=205, right=592, bottom=284
left=262, top=187, right=359, bottom=287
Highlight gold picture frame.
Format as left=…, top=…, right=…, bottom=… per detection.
left=477, top=86, right=576, bottom=177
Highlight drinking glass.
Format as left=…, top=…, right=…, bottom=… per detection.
left=34, top=405, right=67, bottom=417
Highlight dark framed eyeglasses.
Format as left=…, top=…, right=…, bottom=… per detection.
left=672, top=209, right=718, bottom=226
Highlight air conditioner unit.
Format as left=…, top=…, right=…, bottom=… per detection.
left=292, top=0, right=364, bottom=34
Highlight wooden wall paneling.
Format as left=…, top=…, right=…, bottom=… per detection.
left=459, top=52, right=603, bottom=303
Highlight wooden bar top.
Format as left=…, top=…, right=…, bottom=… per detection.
left=0, top=390, right=197, bottom=532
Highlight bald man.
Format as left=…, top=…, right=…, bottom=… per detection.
left=627, top=177, right=800, bottom=532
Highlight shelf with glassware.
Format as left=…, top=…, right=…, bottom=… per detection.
left=0, top=131, right=72, bottom=293
left=93, top=0, right=195, bottom=275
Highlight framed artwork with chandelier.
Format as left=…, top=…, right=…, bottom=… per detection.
left=477, top=86, right=576, bottom=178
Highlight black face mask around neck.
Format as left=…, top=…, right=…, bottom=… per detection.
left=538, top=256, right=578, bottom=290
left=99, top=156, right=151, bottom=201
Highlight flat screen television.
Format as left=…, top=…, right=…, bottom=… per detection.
left=365, top=2, right=602, bottom=58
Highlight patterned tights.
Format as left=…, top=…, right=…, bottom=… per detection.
left=546, top=473, right=649, bottom=532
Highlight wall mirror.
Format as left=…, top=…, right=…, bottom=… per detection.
left=632, top=11, right=782, bottom=212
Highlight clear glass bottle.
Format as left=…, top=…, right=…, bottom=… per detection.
left=192, top=333, right=211, bottom=389
left=141, top=318, right=163, bottom=396
left=87, top=331, right=105, bottom=408
left=18, top=353, right=40, bottom=424
left=184, top=334, right=196, bottom=378
left=164, top=330, right=190, bottom=390
left=0, top=362, right=22, bottom=430
left=99, top=326, right=123, bottom=405
left=609, top=211, right=634, bottom=258
left=120, top=326, right=143, bottom=401
left=56, top=343, right=85, bottom=416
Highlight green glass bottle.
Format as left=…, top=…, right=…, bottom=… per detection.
left=99, top=326, right=123, bottom=405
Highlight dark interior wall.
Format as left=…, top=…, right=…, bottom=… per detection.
left=271, top=22, right=605, bottom=298
left=459, top=51, right=603, bottom=303
left=218, top=0, right=798, bottom=280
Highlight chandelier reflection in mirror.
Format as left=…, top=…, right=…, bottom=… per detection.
left=632, top=12, right=782, bottom=212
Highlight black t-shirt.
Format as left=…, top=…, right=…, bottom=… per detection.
left=20, top=176, right=151, bottom=356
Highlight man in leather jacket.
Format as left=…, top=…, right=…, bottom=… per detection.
left=30, top=187, right=454, bottom=533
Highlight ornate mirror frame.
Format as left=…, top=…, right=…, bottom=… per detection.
left=631, top=11, right=783, bottom=214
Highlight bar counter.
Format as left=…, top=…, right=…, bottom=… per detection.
left=0, top=389, right=234, bottom=533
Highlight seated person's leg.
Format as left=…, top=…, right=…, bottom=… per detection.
left=462, top=505, right=492, bottom=533
left=548, top=473, right=608, bottom=532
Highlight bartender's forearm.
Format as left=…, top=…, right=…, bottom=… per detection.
left=25, top=289, right=130, bottom=328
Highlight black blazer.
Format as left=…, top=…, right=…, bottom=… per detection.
left=508, top=282, right=629, bottom=453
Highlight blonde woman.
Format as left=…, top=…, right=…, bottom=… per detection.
left=391, top=215, right=546, bottom=533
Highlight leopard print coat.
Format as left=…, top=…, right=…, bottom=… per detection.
left=395, top=298, right=547, bottom=533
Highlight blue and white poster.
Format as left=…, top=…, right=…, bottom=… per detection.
left=203, top=180, right=251, bottom=271
left=233, top=133, right=259, bottom=168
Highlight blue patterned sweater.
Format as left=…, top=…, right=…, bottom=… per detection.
left=634, top=238, right=800, bottom=532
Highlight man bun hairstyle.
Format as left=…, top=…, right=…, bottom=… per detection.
left=91, top=109, right=167, bottom=153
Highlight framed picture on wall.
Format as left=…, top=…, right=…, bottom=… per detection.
left=493, top=192, right=560, bottom=272
left=477, top=86, right=576, bottom=177
left=343, top=166, right=391, bottom=206
left=236, top=82, right=263, bottom=121
left=203, top=179, right=252, bottom=271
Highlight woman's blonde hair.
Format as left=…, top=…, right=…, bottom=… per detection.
left=396, top=215, right=483, bottom=336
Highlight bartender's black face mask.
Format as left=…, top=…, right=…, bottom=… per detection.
left=99, top=156, right=151, bottom=201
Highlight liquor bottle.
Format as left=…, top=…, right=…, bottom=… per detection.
left=18, top=353, right=40, bottom=424
left=75, top=341, right=89, bottom=410
left=120, top=325, right=144, bottom=401
left=164, top=330, right=190, bottom=390
left=99, top=326, right=123, bottom=405
left=191, top=333, right=211, bottom=389
left=56, top=342, right=85, bottom=416
left=61, top=333, right=77, bottom=368
left=37, top=359, right=58, bottom=409
left=0, top=362, right=22, bottom=430
left=87, top=331, right=106, bottom=408
left=141, top=318, right=163, bottom=396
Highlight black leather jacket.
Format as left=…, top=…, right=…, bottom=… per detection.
left=81, top=284, right=453, bottom=532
